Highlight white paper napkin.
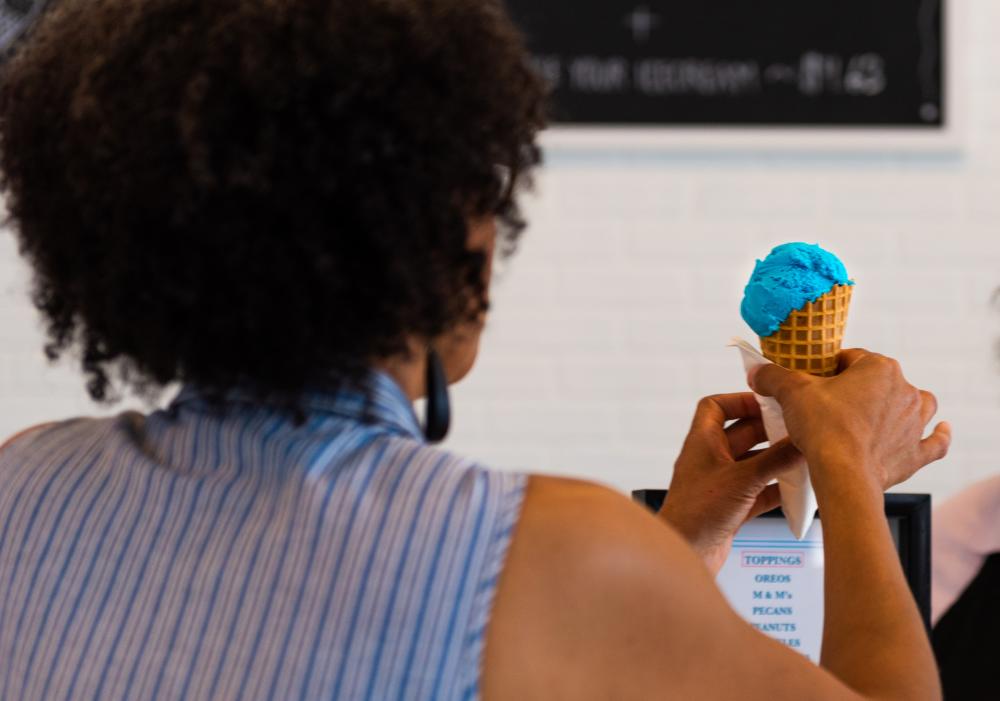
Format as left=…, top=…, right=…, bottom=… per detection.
left=729, top=338, right=817, bottom=540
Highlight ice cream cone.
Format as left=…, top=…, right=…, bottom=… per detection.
left=759, top=284, right=853, bottom=377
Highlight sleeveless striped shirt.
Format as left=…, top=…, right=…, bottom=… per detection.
left=0, top=372, right=526, bottom=700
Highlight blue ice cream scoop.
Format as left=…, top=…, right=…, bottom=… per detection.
left=741, top=243, right=853, bottom=338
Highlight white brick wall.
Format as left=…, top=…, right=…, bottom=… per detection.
left=447, top=0, right=1000, bottom=503
left=3, top=0, right=1000, bottom=507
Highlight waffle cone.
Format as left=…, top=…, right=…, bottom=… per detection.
left=759, top=285, right=853, bottom=377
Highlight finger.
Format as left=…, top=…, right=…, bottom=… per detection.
left=748, top=363, right=812, bottom=402
left=837, top=348, right=872, bottom=372
left=747, top=438, right=803, bottom=484
left=745, top=484, right=782, bottom=522
left=725, top=417, right=768, bottom=457
left=919, top=390, right=938, bottom=426
left=691, top=393, right=761, bottom=432
left=919, top=421, right=951, bottom=466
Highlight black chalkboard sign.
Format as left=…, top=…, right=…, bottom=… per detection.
left=505, top=1, right=944, bottom=127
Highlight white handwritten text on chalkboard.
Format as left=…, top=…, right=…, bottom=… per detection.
left=537, top=52, right=888, bottom=100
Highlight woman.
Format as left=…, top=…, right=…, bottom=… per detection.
left=0, top=0, right=951, bottom=699
left=932, top=474, right=1000, bottom=700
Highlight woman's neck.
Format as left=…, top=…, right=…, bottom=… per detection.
left=375, top=349, right=428, bottom=402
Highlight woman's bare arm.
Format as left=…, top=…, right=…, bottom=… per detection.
left=485, top=350, right=947, bottom=701
left=483, top=476, right=936, bottom=701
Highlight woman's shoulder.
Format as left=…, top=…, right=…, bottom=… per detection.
left=503, top=475, right=682, bottom=571
left=481, top=475, right=735, bottom=698
left=0, top=416, right=114, bottom=463
left=0, top=423, right=54, bottom=453
left=377, top=436, right=529, bottom=493
left=0, top=420, right=70, bottom=456
left=497, top=473, right=704, bottom=613
left=934, top=474, right=1000, bottom=548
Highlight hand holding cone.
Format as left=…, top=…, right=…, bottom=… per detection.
left=737, top=242, right=854, bottom=539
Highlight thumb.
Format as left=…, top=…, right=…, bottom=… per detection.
left=745, top=483, right=783, bottom=522
left=918, top=421, right=952, bottom=467
left=749, top=363, right=812, bottom=402
left=747, top=438, right=804, bottom=485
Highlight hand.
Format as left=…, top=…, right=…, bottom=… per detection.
left=749, top=349, right=951, bottom=497
left=660, top=393, right=803, bottom=574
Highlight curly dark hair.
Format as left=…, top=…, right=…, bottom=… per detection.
left=0, top=0, right=546, bottom=404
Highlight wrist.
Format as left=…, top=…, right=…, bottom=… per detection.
left=658, top=502, right=729, bottom=572
left=658, top=500, right=695, bottom=541
left=807, top=451, right=884, bottom=509
left=658, top=500, right=710, bottom=549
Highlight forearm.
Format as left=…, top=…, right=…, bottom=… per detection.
left=814, top=461, right=940, bottom=701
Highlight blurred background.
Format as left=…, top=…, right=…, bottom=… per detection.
left=0, top=0, right=995, bottom=504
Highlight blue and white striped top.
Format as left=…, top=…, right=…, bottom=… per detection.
left=0, top=372, right=526, bottom=700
